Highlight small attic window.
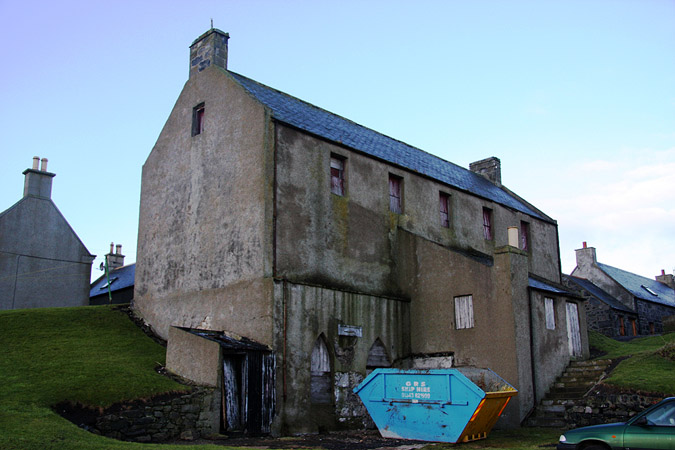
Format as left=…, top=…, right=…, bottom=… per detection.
left=192, top=103, right=205, bottom=136
left=100, top=277, right=119, bottom=289
left=641, top=285, right=658, bottom=296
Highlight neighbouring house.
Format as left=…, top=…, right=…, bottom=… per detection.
left=133, top=29, right=588, bottom=436
left=0, top=157, right=95, bottom=310
left=90, top=243, right=135, bottom=305
left=568, top=242, right=675, bottom=337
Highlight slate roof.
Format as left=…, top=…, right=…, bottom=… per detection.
left=597, top=263, right=675, bottom=308
left=90, top=263, right=135, bottom=298
left=227, top=71, right=553, bottom=223
left=563, top=275, right=634, bottom=313
left=528, top=276, right=578, bottom=296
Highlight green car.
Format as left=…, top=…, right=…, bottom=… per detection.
left=557, top=397, right=675, bottom=450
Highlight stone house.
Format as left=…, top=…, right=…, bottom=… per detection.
left=570, top=243, right=675, bottom=337
left=133, top=29, right=589, bottom=436
left=90, top=243, right=135, bottom=305
left=0, top=157, right=95, bottom=310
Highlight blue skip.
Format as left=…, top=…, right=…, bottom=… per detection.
left=353, top=368, right=517, bottom=443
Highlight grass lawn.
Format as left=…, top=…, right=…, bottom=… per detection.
left=589, top=331, right=675, bottom=395
left=0, top=306, right=236, bottom=449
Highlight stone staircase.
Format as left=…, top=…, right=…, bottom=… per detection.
left=526, top=359, right=613, bottom=428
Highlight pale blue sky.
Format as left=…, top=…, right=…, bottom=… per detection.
left=1, top=0, right=673, bottom=282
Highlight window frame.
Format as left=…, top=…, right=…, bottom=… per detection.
left=192, top=102, right=205, bottom=136
left=330, top=155, right=346, bottom=196
left=439, top=192, right=451, bottom=228
left=454, top=295, right=474, bottom=330
left=482, top=207, right=493, bottom=240
left=545, top=297, right=555, bottom=330
left=520, top=221, right=530, bottom=252
left=389, top=174, right=403, bottom=214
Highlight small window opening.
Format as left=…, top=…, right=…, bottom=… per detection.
left=330, top=156, right=345, bottom=196
left=310, top=334, right=332, bottom=404
left=366, top=338, right=391, bottom=375
left=619, top=316, right=625, bottom=336
left=454, top=295, right=474, bottom=329
left=520, top=221, right=530, bottom=251
left=545, top=297, right=555, bottom=330
left=389, top=174, right=403, bottom=214
left=482, top=208, right=493, bottom=240
left=192, top=103, right=205, bottom=136
left=439, top=192, right=450, bottom=228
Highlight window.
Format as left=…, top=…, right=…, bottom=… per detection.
left=330, top=156, right=345, bottom=196
left=630, top=318, right=637, bottom=336
left=649, top=322, right=655, bottom=334
left=454, top=295, right=474, bottom=329
left=192, top=103, right=205, bottom=136
left=439, top=192, right=450, bottom=228
left=520, top=221, right=530, bottom=251
left=366, top=338, right=391, bottom=375
left=619, top=316, right=626, bottom=336
left=482, top=208, right=493, bottom=240
left=545, top=297, right=555, bottom=330
left=389, top=174, right=403, bottom=214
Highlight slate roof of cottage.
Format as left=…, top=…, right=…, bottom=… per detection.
left=228, top=71, right=553, bottom=223
left=563, top=275, right=634, bottom=313
left=528, top=276, right=579, bottom=297
left=90, top=263, right=135, bottom=298
left=597, top=263, right=675, bottom=308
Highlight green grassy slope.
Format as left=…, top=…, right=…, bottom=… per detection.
left=0, top=306, right=230, bottom=450
left=589, top=331, right=675, bottom=395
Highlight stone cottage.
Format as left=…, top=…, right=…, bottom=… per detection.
left=0, top=157, right=94, bottom=310
left=570, top=242, right=675, bottom=337
left=133, top=29, right=589, bottom=436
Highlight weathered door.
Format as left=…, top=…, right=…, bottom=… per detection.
left=222, top=355, right=244, bottom=432
left=565, top=302, right=582, bottom=357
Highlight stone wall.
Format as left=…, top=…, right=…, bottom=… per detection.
left=66, top=388, right=219, bottom=443
left=636, top=299, right=675, bottom=335
left=561, top=392, right=665, bottom=429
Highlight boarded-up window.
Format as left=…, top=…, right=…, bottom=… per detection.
left=482, top=208, right=493, bottom=240
left=545, top=297, right=555, bottom=330
left=330, top=156, right=345, bottom=196
left=566, top=302, right=582, bottom=357
left=630, top=318, right=637, bottom=336
left=520, top=221, right=529, bottom=251
left=454, top=295, right=474, bottom=329
left=389, top=174, right=402, bottom=214
left=192, top=103, right=205, bottom=136
left=439, top=192, right=450, bottom=228
left=310, top=335, right=332, bottom=404
left=649, top=322, right=655, bottom=334
left=366, top=338, right=391, bottom=375
left=619, top=316, right=625, bottom=336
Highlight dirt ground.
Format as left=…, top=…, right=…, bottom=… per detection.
left=174, top=430, right=431, bottom=449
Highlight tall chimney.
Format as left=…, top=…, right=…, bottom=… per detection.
left=655, top=269, right=675, bottom=290
left=575, top=242, right=597, bottom=272
left=23, top=156, right=55, bottom=199
left=106, top=242, right=125, bottom=270
left=470, top=157, right=501, bottom=186
left=189, top=28, right=229, bottom=79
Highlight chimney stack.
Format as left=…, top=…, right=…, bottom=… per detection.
left=189, top=28, right=229, bottom=79
left=23, top=156, right=55, bottom=199
left=106, top=242, right=125, bottom=270
left=655, top=269, right=675, bottom=290
left=470, top=157, right=501, bottom=186
left=575, top=242, right=597, bottom=271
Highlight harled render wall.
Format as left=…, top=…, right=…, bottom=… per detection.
left=134, top=66, right=275, bottom=345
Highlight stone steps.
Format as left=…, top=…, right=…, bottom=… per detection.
left=525, top=359, right=613, bottom=427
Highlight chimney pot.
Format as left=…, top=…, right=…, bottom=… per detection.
left=40, top=158, right=48, bottom=172
left=115, top=244, right=122, bottom=255
left=110, top=242, right=114, bottom=254
left=583, top=241, right=587, bottom=248
left=32, top=156, right=40, bottom=170
left=662, top=269, right=666, bottom=276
